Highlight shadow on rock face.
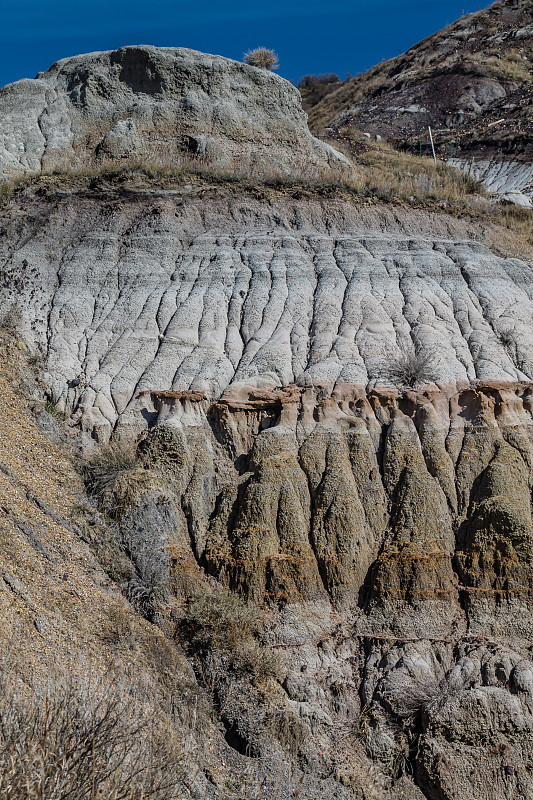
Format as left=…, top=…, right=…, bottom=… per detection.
left=110, top=47, right=165, bottom=95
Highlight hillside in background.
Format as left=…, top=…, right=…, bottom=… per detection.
left=302, top=0, right=533, bottom=165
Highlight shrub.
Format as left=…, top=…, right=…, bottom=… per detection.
left=181, top=586, right=278, bottom=684
left=297, top=73, right=340, bottom=88
left=83, top=440, right=159, bottom=519
left=123, top=511, right=172, bottom=620
left=0, top=662, right=186, bottom=799
left=84, top=440, right=138, bottom=500
left=183, top=585, right=263, bottom=652
left=243, top=47, right=279, bottom=71
left=382, top=347, right=438, bottom=389
left=383, top=673, right=461, bottom=728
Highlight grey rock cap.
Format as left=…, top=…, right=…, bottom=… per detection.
left=0, top=45, right=352, bottom=181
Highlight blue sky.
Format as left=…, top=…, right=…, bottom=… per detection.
left=1, top=0, right=492, bottom=88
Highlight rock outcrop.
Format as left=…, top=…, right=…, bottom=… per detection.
left=0, top=45, right=350, bottom=182
left=2, top=187, right=533, bottom=444
left=1, top=43, right=533, bottom=800
left=449, top=158, right=533, bottom=207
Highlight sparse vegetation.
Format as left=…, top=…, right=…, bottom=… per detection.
left=83, top=439, right=158, bottom=519
left=0, top=660, right=188, bottom=800
left=468, top=51, right=531, bottom=82
left=44, top=400, right=67, bottom=421
left=182, top=586, right=278, bottom=684
left=382, top=347, right=439, bottom=389
left=383, top=673, right=463, bottom=728
left=243, top=47, right=279, bottom=71
left=297, top=73, right=341, bottom=88
left=0, top=142, right=531, bottom=261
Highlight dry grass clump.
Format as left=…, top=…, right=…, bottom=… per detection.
left=182, top=586, right=278, bottom=684
left=0, top=659, right=187, bottom=800
left=382, top=348, right=439, bottom=389
left=468, top=51, right=531, bottom=82
left=383, top=673, right=463, bottom=729
left=243, top=47, right=279, bottom=71
left=493, top=203, right=533, bottom=257
left=83, top=439, right=159, bottom=519
left=330, top=132, right=486, bottom=206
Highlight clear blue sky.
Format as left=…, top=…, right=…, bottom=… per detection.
left=1, top=0, right=492, bottom=88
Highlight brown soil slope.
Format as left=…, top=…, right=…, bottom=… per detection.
left=304, top=0, right=533, bottom=160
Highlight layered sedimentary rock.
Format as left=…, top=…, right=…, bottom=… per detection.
left=0, top=45, right=350, bottom=181
left=2, top=188, right=533, bottom=444
left=2, top=43, right=533, bottom=800
left=122, top=377, right=533, bottom=799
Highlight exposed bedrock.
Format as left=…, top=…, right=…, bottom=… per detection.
left=3, top=185, right=533, bottom=797
left=449, top=157, right=533, bottom=208
left=0, top=45, right=350, bottom=181
left=3, top=189, right=533, bottom=446
left=122, top=381, right=533, bottom=798
left=127, top=383, right=533, bottom=645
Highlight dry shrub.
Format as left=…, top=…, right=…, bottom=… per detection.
left=123, top=506, right=172, bottom=621
left=83, top=442, right=172, bottom=618
left=83, top=440, right=159, bottom=519
left=183, top=586, right=263, bottom=651
left=0, top=660, right=187, bottom=800
left=382, top=348, right=439, bottom=389
left=243, top=47, right=279, bottom=71
left=182, top=586, right=278, bottom=684
left=383, top=673, right=461, bottom=728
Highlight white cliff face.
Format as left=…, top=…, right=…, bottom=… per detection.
left=1, top=188, right=533, bottom=440
left=0, top=45, right=351, bottom=181
left=449, top=158, right=533, bottom=207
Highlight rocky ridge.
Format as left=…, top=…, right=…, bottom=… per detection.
left=0, top=45, right=350, bottom=181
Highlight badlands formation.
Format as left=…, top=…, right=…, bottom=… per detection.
left=1, top=45, right=533, bottom=800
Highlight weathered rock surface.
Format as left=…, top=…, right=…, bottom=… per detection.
left=0, top=45, right=350, bottom=181
left=2, top=172, right=533, bottom=798
left=449, top=158, right=533, bottom=207
left=1, top=42, right=533, bottom=799
left=2, top=188, right=533, bottom=444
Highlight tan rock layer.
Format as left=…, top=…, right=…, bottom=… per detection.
left=135, top=381, right=533, bottom=645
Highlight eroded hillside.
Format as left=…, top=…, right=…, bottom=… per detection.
left=1, top=44, right=533, bottom=800
left=303, top=0, right=533, bottom=205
